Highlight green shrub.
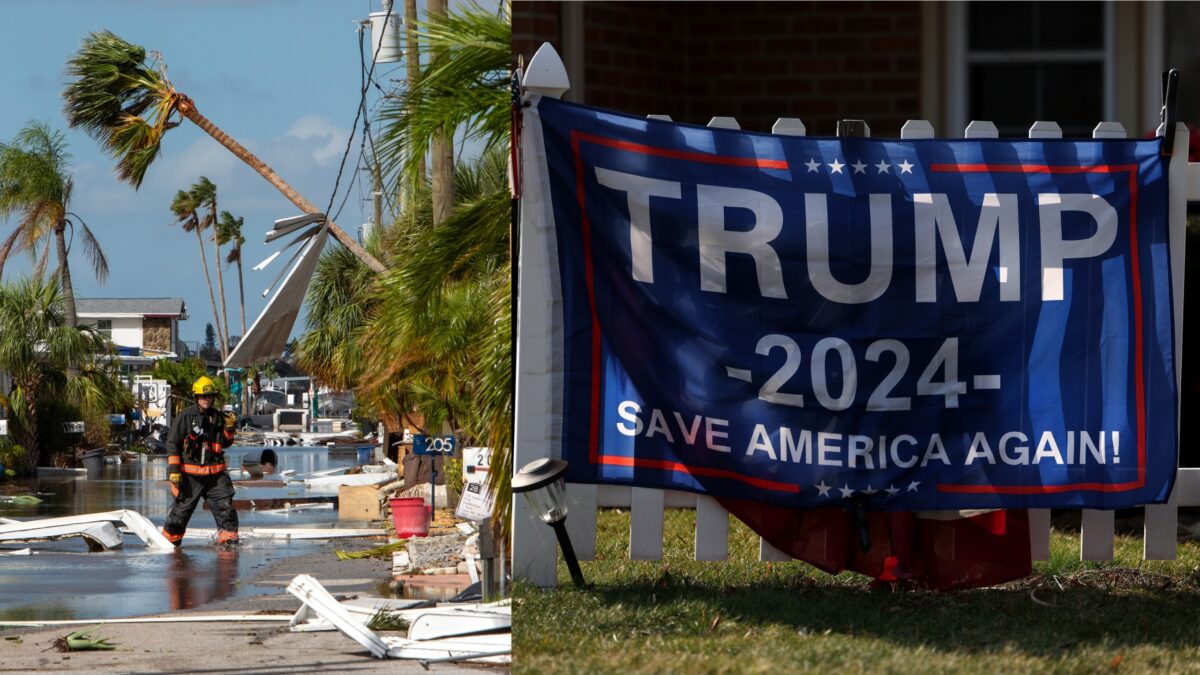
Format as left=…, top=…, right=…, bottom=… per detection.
left=444, top=456, right=463, bottom=501
left=0, top=439, right=24, bottom=476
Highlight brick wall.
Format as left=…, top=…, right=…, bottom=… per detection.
left=512, top=1, right=922, bottom=136
left=512, top=1, right=562, bottom=71
left=143, top=317, right=172, bottom=353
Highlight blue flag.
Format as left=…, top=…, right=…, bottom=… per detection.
left=530, top=97, right=1177, bottom=510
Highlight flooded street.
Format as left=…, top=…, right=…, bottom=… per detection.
left=0, top=446, right=379, bottom=621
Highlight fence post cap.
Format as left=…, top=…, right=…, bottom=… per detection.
left=524, top=43, right=570, bottom=99
left=964, top=120, right=998, bottom=139
left=771, top=118, right=806, bottom=136
left=1028, top=121, right=1063, bottom=138
left=900, top=119, right=933, bottom=139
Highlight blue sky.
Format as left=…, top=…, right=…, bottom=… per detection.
left=0, top=0, right=420, bottom=345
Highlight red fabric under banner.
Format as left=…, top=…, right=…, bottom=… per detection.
left=717, top=498, right=1032, bottom=590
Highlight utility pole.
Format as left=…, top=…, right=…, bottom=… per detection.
left=427, top=0, right=454, bottom=225
left=373, top=174, right=382, bottom=235
left=404, top=0, right=424, bottom=187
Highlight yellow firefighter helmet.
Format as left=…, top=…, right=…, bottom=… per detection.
left=192, top=376, right=219, bottom=396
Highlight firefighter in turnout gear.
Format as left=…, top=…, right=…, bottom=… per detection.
left=162, top=376, right=240, bottom=547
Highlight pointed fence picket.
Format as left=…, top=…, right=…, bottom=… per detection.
left=515, top=43, right=1196, bottom=587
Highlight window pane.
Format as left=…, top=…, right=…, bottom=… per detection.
left=1037, top=3, right=1102, bottom=50
left=970, top=63, right=1102, bottom=137
left=1041, top=63, right=1103, bottom=136
left=969, top=3, right=1034, bottom=50
left=1167, top=2, right=1200, bottom=127
left=969, top=64, right=1037, bottom=136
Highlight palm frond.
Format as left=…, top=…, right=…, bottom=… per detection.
left=0, top=122, right=71, bottom=234
left=191, top=176, right=216, bottom=206
left=63, top=30, right=178, bottom=189
left=216, top=211, right=244, bottom=251
left=0, top=226, right=26, bottom=278
left=71, top=216, right=109, bottom=283
left=108, top=115, right=167, bottom=187
left=375, top=5, right=510, bottom=188
left=18, top=201, right=56, bottom=251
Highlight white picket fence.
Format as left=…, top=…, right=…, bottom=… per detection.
left=513, top=43, right=1199, bottom=587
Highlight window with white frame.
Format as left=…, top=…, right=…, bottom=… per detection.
left=955, top=2, right=1111, bottom=137
left=95, top=319, right=112, bottom=341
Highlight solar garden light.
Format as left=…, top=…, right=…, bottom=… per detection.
left=513, top=458, right=586, bottom=588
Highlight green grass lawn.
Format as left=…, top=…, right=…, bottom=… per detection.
left=514, top=509, right=1200, bottom=674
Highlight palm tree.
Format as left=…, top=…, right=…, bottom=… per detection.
left=0, top=121, right=109, bottom=327
left=170, top=180, right=226, bottom=361
left=375, top=6, right=513, bottom=529
left=297, top=149, right=510, bottom=523
left=0, top=276, right=120, bottom=472
left=295, top=239, right=380, bottom=393
left=357, top=148, right=511, bottom=515
left=216, top=210, right=247, bottom=337
left=191, top=177, right=231, bottom=352
left=62, top=30, right=386, bottom=274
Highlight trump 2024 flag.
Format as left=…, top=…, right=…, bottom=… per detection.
left=522, top=96, right=1178, bottom=511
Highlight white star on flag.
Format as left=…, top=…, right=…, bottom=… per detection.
left=861, top=485, right=878, bottom=496
left=828, top=158, right=845, bottom=174
left=851, top=159, right=867, bottom=174
left=815, top=480, right=832, bottom=497
left=907, top=481, right=921, bottom=492
left=805, top=158, right=821, bottom=173
left=839, top=484, right=854, bottom=499
left=898, top=159, right=914, bottom=174
left=875, top=159, right=891, bottom=174
left=885, top=484, right=900, bottom=497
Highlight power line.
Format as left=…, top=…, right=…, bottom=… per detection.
left=320, top=3, right=394, bottom=232
left=357, top=22, right=400, bottom=226
left=331, top=144, right=364, bottom=223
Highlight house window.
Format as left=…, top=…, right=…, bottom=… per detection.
left=958, top=2, right=1111, bottom=137
left=95, top=319, right=112, bottom=341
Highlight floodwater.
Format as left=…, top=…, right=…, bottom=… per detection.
left=0, top=446, right=377, bottom=621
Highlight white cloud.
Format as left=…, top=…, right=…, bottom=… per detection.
left=285, top=116, right=351, bottom=166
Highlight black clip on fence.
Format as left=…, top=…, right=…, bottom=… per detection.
left=1161, top=69, right=1179, bottom=156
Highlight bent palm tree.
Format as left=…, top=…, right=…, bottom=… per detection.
left=217, top=210, right=247, bottom=337
left=170, top=182, right=226, bottom=361
left=0, top=121, right=109, bottom=327
left=62, top=30, right=385, bottom=273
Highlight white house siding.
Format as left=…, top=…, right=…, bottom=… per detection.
left=110, top=318, right=143, bottom=349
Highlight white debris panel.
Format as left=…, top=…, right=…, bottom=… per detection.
left=0, top=510, right=174, bottom=552
left=303, top=473, right=392, bottom=490
left=286, top=574, right=510, bottom=664
left=224, top=227, right=328, bottom=367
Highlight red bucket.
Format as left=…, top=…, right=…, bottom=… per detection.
left=390, top=497, right=429, bottom=539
